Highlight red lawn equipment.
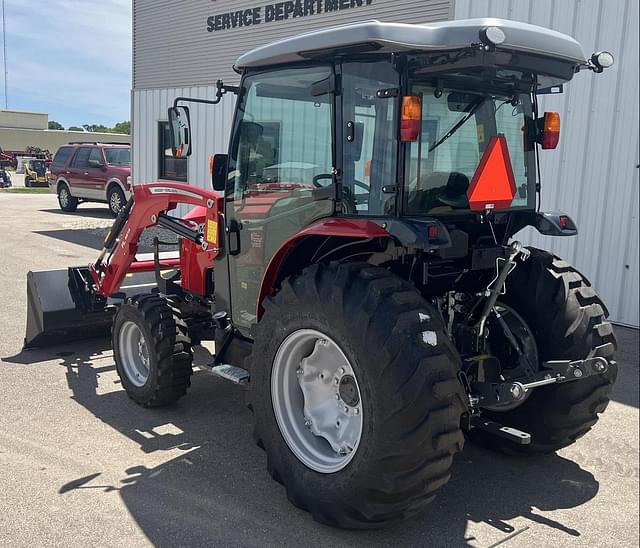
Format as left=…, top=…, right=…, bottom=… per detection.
left=24, top=19, right=617, bottom=529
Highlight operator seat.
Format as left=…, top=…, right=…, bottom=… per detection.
left=407, top=171, right=470, bottom=213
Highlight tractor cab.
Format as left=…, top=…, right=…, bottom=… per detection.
left=170, top=18, right=610, bottom=332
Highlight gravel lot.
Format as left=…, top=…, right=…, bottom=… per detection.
left=0, top=193, right=638, bottom=547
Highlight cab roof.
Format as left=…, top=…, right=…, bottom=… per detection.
left=235, top=18, right=586, bottom=71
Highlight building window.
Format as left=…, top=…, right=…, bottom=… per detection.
left=158, top=121, right=188, bottom=181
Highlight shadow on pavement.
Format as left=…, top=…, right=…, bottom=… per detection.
left=40, top=207, right=114, bottom=220
left=5, top=341, right=605, bottom=547
left=34, top=228, right=108, bottom=250
left=610, top=326, right=640, bottom=408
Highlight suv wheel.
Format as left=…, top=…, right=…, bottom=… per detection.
left=107, top=185, right=126, bottom=217
left=57, top=183, right=78, bottom=212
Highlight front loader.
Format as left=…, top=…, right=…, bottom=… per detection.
left=25, top=19, right=617, bottom=528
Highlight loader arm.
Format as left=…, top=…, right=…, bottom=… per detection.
left=24, top=182, right=223, bottom=349
left=90, top=182, right=222, bottom=298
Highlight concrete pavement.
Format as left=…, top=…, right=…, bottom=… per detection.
left=0, top=193, right=638, bottom=547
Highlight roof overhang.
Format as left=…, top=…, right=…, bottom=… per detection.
left=234, top=18, right=586, bottom=73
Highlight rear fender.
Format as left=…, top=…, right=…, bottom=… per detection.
left=257, top=218, right=390, bottom=320
left=511, top=211, right=578, bottom=237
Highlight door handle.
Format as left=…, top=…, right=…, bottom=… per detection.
left=228, top=219, right=241, bottom=256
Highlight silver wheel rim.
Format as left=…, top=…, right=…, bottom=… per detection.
left=110, top=190, right=122, bottom=213
left=271, top=329, right=363, bottom=474
left=59, top=187, right=69, bottom=207
left=118, top=320, right=150, bottom=387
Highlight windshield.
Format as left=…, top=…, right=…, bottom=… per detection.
left=404, top=85, right=535, bottom=215
left=104, top=148, right=130, bottom=166
left=31, top=160, right=46, bottom=175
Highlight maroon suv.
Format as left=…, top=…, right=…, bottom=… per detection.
left=48, top=142, right=131, bottom=216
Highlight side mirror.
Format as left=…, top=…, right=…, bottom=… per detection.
left=88, top=159, right=104, bottom=169
left=168, top=106, right=192, bottom=157
left=210, top=153, right=228, bottom=192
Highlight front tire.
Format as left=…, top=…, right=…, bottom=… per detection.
left=471, top=249, right=617, bottom=454
left=113, top=295, right=193, bottom=407
left=250, top=263, right=466, bottom=528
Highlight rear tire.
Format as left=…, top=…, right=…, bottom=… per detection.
left=250, top=262, right=466, bottom=528
left=470, top=249, right=617, bottom=455
left=113, top=294, right=193, bottom=407
left=57, top=183, right=78, bottom=212
left=107, top=184, right=126, bottom=217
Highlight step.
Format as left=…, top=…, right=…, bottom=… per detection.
left=205, top=363, right=250, bottom=385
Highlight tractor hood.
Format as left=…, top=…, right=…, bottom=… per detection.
left=235, top=18, right=586, bottom=73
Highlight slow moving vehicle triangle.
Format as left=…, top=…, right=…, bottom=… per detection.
left=467, top=134, right=517, bottom=211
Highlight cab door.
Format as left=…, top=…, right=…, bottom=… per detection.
left=223, top=65, right=336, bottom=335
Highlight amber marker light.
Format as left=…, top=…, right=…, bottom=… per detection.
left=400, top=96, right=422, bottom=142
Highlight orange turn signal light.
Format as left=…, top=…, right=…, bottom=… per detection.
left=541, top=111, right=560, bottom=149
left=401, top=96, right=422, bottom=142
left=209, top=153, right=215, bottom=176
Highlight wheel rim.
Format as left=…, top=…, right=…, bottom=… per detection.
left=59, top=187, right=69, bottom=207
left=483, top=303, right=540, bottom=412
left=271, top=329, right=363, bottom=474
left=110, top=190, right=122, bottom=213
left=118, top=320, right=150, bottom=387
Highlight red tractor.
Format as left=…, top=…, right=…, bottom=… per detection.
left=25, top=19, right=617, bottom=528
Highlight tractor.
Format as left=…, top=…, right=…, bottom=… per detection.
left=23, top=158, right=48, bottom=187
left=25, top=19, right=617, bottom=528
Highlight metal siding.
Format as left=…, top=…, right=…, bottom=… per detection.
left=455, top=0, right=639, bottom=327
left=133, top=0, right=450, bottom=89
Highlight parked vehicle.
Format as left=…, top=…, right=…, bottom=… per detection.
left=26, top=19, right=616, bottom=529
left=48, top=142, right=131, bottom=215
left=24, top=158, right=48, bottom=187
left=0, top=164, right=11, bottom=188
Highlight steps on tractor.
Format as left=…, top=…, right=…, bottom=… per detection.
left=201, top=363, right=250, bottom=385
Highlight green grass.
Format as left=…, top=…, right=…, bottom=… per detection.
left=0, top=187, right=51, bottom=194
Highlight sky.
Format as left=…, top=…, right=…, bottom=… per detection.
left=1, top=0, right=131, bottom=128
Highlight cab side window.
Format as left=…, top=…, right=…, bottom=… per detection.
left=341, top=61, right=399, bottom=215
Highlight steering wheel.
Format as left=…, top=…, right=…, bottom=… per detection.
left=312, top=173, right=333, bottom=188
left=353, top=180, right=369, bottom=192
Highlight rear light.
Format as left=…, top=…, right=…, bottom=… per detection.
left=541, top=111, right=560, bottom=149
left=559, top=215, right=576, bottom=230
left=400, top=96, right=422, bottom=142
left=427, top=225, right=439, bottom=239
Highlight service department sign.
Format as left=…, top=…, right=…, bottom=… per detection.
left=207, top=0, right=374, bottom=32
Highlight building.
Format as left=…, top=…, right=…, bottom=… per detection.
left=0, top=109, right=130, bottom=154
left=131, top=0, right=639, bottom=327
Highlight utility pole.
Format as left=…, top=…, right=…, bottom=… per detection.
left=2, top=0, right=7, bottom=109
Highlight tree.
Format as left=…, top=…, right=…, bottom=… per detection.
left=68, top=126, right=84, bottom=132
left=48, top=120, right=64, bottom=130
left=83, top=124, right=111, bottom=133
left=112, top=121, right=131, bottom=134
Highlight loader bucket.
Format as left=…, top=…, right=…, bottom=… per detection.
left=24, top=268, right=159, bottom=349
left=24, top=269, right=113, bottom=349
